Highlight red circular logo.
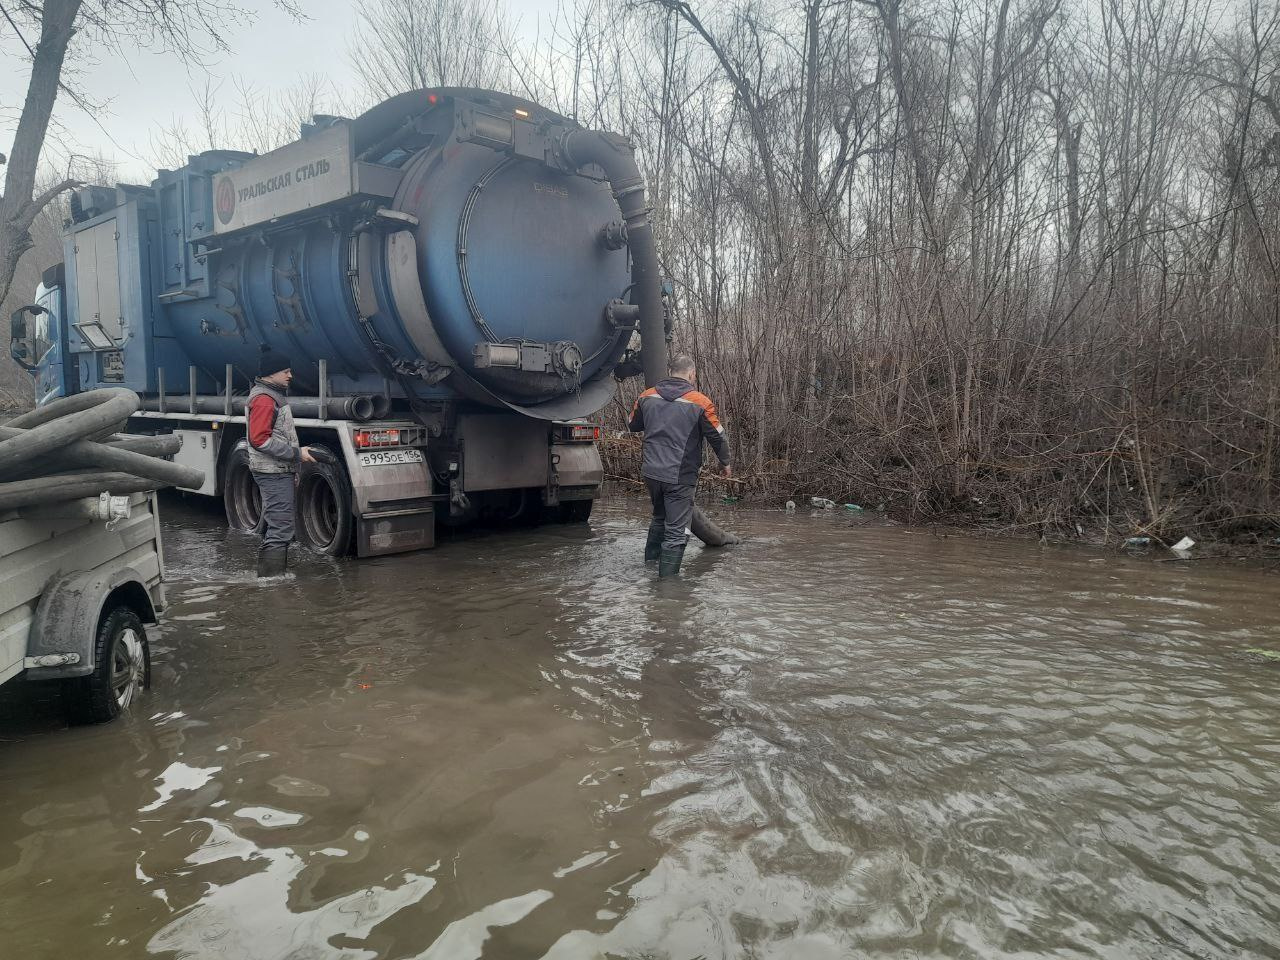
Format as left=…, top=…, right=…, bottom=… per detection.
left=215, top=176, right=236, bottom=225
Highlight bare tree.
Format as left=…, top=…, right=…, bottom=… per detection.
left=148, top=73, right=355, bottom=173
left=5, top=0, right=1279, bottom=538
left=349, top=0, right=515, bottom=99
left=0, top=0, right=300, bottom=312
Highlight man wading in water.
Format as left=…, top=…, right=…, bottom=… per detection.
left=248, top=348, right=316, bottom=577
left=629, top=355, right=732, bottom=577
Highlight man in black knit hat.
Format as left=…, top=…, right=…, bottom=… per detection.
left=248, top=348, right=316, bottom=576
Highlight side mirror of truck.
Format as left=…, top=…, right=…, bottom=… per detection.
left=9, top=304, right=44, bottom=372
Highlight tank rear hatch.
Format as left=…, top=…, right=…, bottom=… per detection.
left=385, top=93, right=632, bottom=410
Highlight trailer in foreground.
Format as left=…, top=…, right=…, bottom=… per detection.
left=0, top=493, right=164, bottom=723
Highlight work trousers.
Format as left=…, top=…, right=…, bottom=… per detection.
left=646, top=477, right=695, bottom=552
left=253, top=473, right=296, bottom=550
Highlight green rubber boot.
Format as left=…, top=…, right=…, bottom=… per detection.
left=644, top=526, right=664, bottom=563
left=658, top=544, right=686, bottom=578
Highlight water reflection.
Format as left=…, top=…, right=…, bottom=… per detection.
left=0, top=498, right=1278, bottom=958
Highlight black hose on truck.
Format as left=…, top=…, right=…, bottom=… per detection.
left=0, top=388, right=204, bottom=511
left=561, top=130, right=740, bottom=547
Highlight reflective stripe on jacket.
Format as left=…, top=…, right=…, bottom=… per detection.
left=628, top=377, right=730, bottom=485
left=247, top=381, right=300, bottom=474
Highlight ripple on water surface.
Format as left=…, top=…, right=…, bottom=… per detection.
left=0, top=498, right=1278, bottom=958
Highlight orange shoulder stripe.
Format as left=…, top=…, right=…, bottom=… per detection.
left=630, top=386, right=659, bottom=418
left=682, top=390, right=722, bottom=430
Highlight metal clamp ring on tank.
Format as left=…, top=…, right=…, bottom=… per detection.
left=455, top=157, right=511, bottom=345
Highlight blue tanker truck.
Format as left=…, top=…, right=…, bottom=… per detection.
left=8, top=88, right=674, bottom=557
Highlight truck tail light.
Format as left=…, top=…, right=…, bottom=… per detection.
left=557, top=422, right=599, bottom=442
left=354, top=428, right=402, bottom=448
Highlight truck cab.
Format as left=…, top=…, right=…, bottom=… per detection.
left=8, top=264, right=74, bottom=406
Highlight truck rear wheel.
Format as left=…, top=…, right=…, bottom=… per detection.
left=69, top=606, right=149, bottom=725
left=296, top=447, right=353, bottom=556
left=223, top=442, right=264, bottom=533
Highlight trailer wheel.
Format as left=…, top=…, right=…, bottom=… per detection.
left=223, top=442, right=264, bottom=533
left=69, top=606, right=149, bottom=725
left=558, top=499, right=594, bottom=523
left=297, top=447, right=353, bottom=556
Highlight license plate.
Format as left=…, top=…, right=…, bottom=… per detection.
left=357, top=448, right=423, bottom=467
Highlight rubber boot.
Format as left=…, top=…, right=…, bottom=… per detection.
left=257, top=545, right=288, bottom=578
left=658, top=544, right=686, bottom=578
left=644, top=526, right=664, bottom=563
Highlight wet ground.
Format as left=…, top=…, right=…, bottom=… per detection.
left=2, top=497, right=1279, bottom=959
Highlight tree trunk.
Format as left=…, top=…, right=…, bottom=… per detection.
left=0, top=0, right=82, bottom=309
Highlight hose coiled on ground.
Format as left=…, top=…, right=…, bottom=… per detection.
left=0, top=388, right=204, bottom=512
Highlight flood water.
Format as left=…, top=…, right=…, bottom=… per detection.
left=2, top=498, right=1279, bottom=959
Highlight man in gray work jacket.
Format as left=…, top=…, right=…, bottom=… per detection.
left=248, top=348, right=316, bottom=576
left=628, top=354, right=731, bottom=577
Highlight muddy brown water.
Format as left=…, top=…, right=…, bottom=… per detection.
left=1, top=498, right=1278, bottom=959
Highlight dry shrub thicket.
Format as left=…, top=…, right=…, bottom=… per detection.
left=5, top=0, right=1279, bottom=542
left=568, top=0, right=1280, bottom=543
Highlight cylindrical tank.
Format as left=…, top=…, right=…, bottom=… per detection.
left=160, top=90, right=636, bottom=420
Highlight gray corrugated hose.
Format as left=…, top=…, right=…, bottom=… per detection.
left=0, top=388, right=204, bottom=511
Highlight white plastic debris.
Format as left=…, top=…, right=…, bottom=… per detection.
left=810, top=497, right=836, bottom=509
left=784, top=500, right=796, bottom=511
left=1171, top=536, right=1196, bottom=553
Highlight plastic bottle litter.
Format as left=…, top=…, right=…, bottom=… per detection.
left=843, top=503, right=863, bottom=511
left=810, top=497, right=836, bottom=509
left=1123, top=536, right=1151, bottom=547
left=1170, top=536, right=1196, bottom=553
left=784, top=500, right=796, bottom=511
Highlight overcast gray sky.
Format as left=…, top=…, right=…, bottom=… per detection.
left=0, top=0, right=562, bottom=182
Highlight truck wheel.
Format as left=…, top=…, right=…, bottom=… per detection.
left=297, top=447, right=353, bottom=556
left=69, top=606, right=149, bottom=725
left=558, top=499, right=594, bottom=523
left=223, top=442, right=264, bottom=533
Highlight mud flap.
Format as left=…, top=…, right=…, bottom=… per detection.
left=356, top=508, right=435, bottom=557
